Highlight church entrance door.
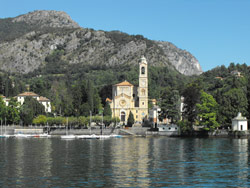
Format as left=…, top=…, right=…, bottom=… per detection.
left=121, top=112, right=126, bottom=122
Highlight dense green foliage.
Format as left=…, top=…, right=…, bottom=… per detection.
left=0, top=18, right=77, bottom=43
left=196, top=91, right=219, bottom=130
left=103, top=103, right=112, bottom=117
left=20, top=97, right=45, bottom=125
left=127, top=111, right=135, bottom=127
left=0, top=47, right=187, bottom=118
left=178, top=63, right=250, bottom=131
left=182, top=82, right=202, bottom=123
left=32, top=115, right=119, bottom=128
left=0, top=97, right=20, bottom=125
left=160, top=88, right=181, bottom=123
left=1, top=35, right=250, bottom=131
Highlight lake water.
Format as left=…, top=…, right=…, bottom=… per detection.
left=0, top=136, right=249, bottom=187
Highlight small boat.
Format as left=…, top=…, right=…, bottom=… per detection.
left=98, top=135, right=111, bottom=139
left=61, top=118, right=75, bottom=139
left=61, top=135, right=76, bottom=139
left=39, top=133, right=51, bottom=138
left=77, top=134, right=122, bottom=139
left=32, top=133, right=51, bottom=138
left=15, top=134, right=32, bottom=138
left=77, top=134, right=100, bottom=139
left=110, top=134, right=123, bottom=138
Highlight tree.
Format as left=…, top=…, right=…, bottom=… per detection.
left=99, top=84, right=113, bottom=105
left=78, top=116, right=88, bottom=128
left=32, top=115, right=47, bottom=125
left=0, top=97, right=7, bottom=122
left=103, top=116, right=112, bottom=127
left=6, top=98, right=20, bottom=125
left=4, top=77, right=13, bottom=97
left=220, top=88, right=248, bottom=127
left=87, top=80, right=94, bottom=113
left=196, top=91, right=219, bottom=130
left=20, top=106, right=34, bottom=126
left=182, top=82, right=202, bottom=124
left=72, top=80, right=88, bottom=116
left=103, top=102, right=112, bottom=117
left=20, top=97, right=45, bottom=125
left=127, top=111, right=134, bottom=127
left=160, top=88, right=181, bottom=123
left=93, top=88, right=102, bottom=114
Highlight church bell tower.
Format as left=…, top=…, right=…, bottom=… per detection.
left=138, top=56, right=148, bottom=119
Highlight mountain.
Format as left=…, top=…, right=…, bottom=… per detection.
left=0, top=10, right=202, bottom=75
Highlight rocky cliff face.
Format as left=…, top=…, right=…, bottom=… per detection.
left=0, top=10, right=202, bottom=75
left=12, top=10, right=80, bottom=29
left=156, top=41, right=202, bottom=75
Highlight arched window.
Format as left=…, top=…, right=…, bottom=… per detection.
left=121, top=112, right=126, bottom=122
left=141, top=89, right=145, bottom=96
left=141, top=67, right=145, bottom=75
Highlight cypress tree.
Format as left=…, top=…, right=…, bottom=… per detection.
left=127, top=111, right=134, bottom=127
left=103, top=102, right=112, bottom=117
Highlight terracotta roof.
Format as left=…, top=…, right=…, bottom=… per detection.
left=0, top=95, right=6, bottom=98
left=106, top=98, right=112, bottom=102
left=115, top=80, right=133, bottom=86
left=38, top=96, right=50, bottom=101
left=18, top=92, right=39, bottom=97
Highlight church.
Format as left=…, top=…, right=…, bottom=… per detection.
left=110, top=56, right=148, bottom=124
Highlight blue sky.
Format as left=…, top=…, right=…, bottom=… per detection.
left=0, top=0, right=250, bottom=71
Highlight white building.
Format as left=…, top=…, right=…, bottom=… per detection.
left=1, top=96, right=10, bottom=106
left=17, top=92, right=39, bottom=105
left=232, top=112, right=248, bottom=131
left=158, top=124, right=179, bottom=132
left=149, top=105, right=161, bottom=126
left=17, top=92, right=52, bottom=113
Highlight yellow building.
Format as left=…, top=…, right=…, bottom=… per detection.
left=110, top=56, right=148, bottom=124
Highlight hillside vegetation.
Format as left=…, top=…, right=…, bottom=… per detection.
left=0, top=10, right=202, bottom=75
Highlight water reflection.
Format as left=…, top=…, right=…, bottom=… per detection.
left=0, top=137, right=250, bottom=187
left=233, top=139, right=249, bottom=184
left=110, top=137, right=151, bottom=187
left=0, top=138, right=53, bottom=187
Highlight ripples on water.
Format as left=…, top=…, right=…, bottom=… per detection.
left=0, top=137, right=249, bottom=187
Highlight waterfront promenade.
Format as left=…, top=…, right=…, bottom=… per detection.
left=2, top=125, right=250, bottom=138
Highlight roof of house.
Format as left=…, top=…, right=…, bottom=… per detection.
left=233, top=112, right=247, bottom=121
left=18, top=92, right=39, bottom=97
left=115, top=80, right=133, bottom=86
left=38, top=96, right=50, bottom=102
left=0, top=95, right=6, bottom=98
left=106, top=98, right=112, bottom=102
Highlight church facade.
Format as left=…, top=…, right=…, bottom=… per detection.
left=110, top=57, right=148, bottom=124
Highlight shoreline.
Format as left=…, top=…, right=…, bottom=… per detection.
left=1, top=126, right=250, bottom=138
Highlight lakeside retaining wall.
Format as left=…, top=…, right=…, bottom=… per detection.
left=2, top=125, right=250, bottom=138
left=50, top=128, right=119, bottom=135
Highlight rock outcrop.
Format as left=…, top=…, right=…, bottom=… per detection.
left=0, top=10, right=202, bottom=75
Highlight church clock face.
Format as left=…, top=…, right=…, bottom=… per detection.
left=119, top=100, right=126, bottom=107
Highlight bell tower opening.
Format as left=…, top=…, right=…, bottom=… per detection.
left=138, top=56, right=148, bottom=120
left=141, top=67, right=145, bottom=75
